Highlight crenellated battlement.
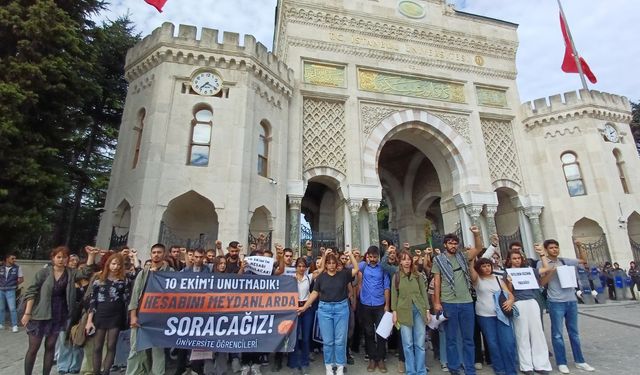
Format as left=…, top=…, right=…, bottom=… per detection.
left=125, top=23, right=294, bottom=88
left=520, top=89, right=632, bottom=129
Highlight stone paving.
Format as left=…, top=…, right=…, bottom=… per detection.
left=2, top=301, right=638, bottom=375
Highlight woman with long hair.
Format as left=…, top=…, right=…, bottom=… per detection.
left=297, top=250, right=358, bottom=375
left=505, top=247, right=552, bottom=375
left=288, top=257, right=323, bottom=375
left=392, top=250, right=431, bottom=375
left=85, top=253, right=132, bottom=375
left=213, top=255, right=227, bottom=273
left=470, top=257, right=517, bottom=375
left=22, top=246, right=97, bottom=375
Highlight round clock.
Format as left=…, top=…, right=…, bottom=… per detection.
left=191, top=71, right=223, bottom=96
left=603, top=124, right=619, bottom=143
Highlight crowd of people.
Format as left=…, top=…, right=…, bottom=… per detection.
left=4, top=227, right=634, bottom=375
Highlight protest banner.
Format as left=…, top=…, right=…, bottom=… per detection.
left=245, top=256, right=275, bottom=275
left=505, top=267, right=540, bottom=290
left=135, top=272, right=298, bottom=352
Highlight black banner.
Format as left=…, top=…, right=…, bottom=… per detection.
left=135, top=272, right=298, bottom=352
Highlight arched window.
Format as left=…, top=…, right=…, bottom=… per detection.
left=257, top=121, right=270, bottom=177
left=132, top=108, right=145, bottom=169
left=613, top=149, right=630, bottom=194
left=561, top=152, right=586, bottom=197
left=189, top=107, right=213, bottom=166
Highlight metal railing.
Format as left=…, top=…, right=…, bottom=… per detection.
left=574, top=234, right=611, bottom=266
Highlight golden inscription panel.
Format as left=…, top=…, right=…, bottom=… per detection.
left=476, top=86, right=508, bottom=107
left=357, top=68, right=465, bottom=103
left=303, top=61, right=346, bottom=88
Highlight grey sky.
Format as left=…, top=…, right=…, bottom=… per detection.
left=97, top=0, right=639, bottom=103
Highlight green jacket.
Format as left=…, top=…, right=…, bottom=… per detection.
left=24, top=265, right=96, bottom=321
left=391, top=271, right=430, bottom=327
left=128, top=264, right=173, bottom=312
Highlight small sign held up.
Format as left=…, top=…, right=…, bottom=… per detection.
left=557, top=265, right=578, bottom=289
left=506, top=267, right=540, bottom=290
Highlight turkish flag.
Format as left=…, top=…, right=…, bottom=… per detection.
left=145, top=0, right=167, bottom=12
left=559, top=13, right=597, bottom=83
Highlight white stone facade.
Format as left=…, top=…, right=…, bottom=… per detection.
left=97, top=0, right=640, bottom=266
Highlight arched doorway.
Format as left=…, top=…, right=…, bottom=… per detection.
left=378, top=140, right=444, bottom=247
left=572, top=217, right=610, bottom=266
left=363, top=110, right=479, bottom=247
left=301, top=178, right=344, bottom=250
left=628, top=211, right=640, bottom=261
left=159, top=191, right=218, bottom=249
left=494, top=187, right=523, bottom=258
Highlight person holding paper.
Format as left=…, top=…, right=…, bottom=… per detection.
left=537, top=239, right=595, bottom=374
left=297, top=250, right=359, bottom=375
left=505, top=246, right=552, bottom=375
left=470, top=257, right=517, bottom=375
left=391, top=251, right=431, bottom=375
left=357, top=246, right=391, bottom=373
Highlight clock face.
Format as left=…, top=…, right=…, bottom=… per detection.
left=604, top=124, right=619, bottom=142
left=192, top=72, right=222, bottom=96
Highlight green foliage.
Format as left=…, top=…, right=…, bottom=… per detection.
left=0, top=0, right=139, bottom=257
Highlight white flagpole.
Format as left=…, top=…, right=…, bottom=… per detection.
left=557, top=0, right=589, bottom=90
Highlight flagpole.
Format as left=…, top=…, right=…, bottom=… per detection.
left=557, top=0, right=589, bottom=91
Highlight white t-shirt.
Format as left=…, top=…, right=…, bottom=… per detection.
left=297, top=274, right=313, bottom=302
left=474, top=277, right=501, bottom=317
left=5, top=265, right=23, bottom=278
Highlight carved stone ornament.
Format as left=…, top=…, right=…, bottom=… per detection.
left=303, top=98, right=347, bottom=174
left=361, top=105, right=401, bottom=134
left=524, top=207, right=543, bottom=219
left=480, top=119, right=523, bottom=186
left=464, top=204, right=483, bottom=219
left=485, top=205, right=499, bottom=217
left=348, top=200, right=362, bottom=214
left=288, top=196, right=302, bottom=210
left=431, top=113, right=472, bottom=144
left=367, top=200, right=381, bottom=214
left=358, top=69, right=465, bottom=103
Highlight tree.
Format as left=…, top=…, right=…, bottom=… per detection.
left=0, top=1, right=139, bottom=257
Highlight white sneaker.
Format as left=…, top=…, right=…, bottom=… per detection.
left=325, top=364, right=334, bottom=375
left=12, top=326, right=19, bottom=332
left=558, top=364, right=570, bottom=374
left=335, top=366, right=344, bottom=375
left=575, top=363, right=595, bottom=372
left=474, top=362, right=483, bottom=370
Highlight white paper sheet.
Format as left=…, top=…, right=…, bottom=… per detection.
left=375, top=311, right=394, bottom=339
left=557, top=265, right=578, bottom=289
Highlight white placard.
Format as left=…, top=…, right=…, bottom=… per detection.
left=506, top=267, right=540, bottom=290
left=245, top=256, right=275, bottom=275
left=375, top=311, right=394, bottom=339
left=190, top=349, right=213, bottom=361
left=557, top=265, right=578, bottom=289
left=284, top=266, right=297, bottom=276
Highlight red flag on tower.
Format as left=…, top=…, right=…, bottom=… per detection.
left=145, top=0, right=167, bottom=12
left=559, top=12, right=597, bottom=84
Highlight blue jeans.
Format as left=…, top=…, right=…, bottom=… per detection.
left=56, top=331, right=84, bottom=373
left=400, top=304, right=427, bottom=375
left=442, top=302, right=476, bottom=375
left=317, top=299, right=350, bottom=366
left=477, top=316, right=517, bottom=375
left=0, top=288, right=18, bottom=326
left=548, top=301, right=585, bottom=365
left=288, top=306, right=314, bottom=369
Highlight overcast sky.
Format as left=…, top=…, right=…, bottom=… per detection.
left=96, top=0, right=639, bottom=104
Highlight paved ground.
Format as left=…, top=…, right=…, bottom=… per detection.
left=2, top=300, right=638, bottom=374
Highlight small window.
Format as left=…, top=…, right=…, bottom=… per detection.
left=189, top=107, right=213, bottom=166
left=132, top=108, right=145, bottom=169
left=561, top=152, right=586, bottom=196
left=257, top=121, right=270, bottom=177
left=613, top=149, right=630, bottom=194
